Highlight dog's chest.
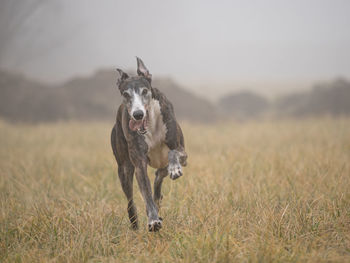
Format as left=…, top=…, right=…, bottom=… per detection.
left=144, top=99, right=169, bottom=168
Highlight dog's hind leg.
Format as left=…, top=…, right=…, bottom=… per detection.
left=153, top=167, right=168, bottom=210
left=118, top=164, right=138, bottom=229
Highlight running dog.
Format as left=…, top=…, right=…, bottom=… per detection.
left=111, top=57, right=187, bottom=231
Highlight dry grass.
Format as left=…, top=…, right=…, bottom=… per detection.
left=0, top=118, right=350, bottom=262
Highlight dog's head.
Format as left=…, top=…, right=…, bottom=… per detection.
left=116, top=57, right=153, bottom=133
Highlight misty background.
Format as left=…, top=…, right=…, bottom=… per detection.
left=1, top=0, right=350, bottom=122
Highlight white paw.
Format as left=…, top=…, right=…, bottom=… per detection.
left=168, top=162, right=183, bottom=180
left=148, top=218, right=162, bottom=232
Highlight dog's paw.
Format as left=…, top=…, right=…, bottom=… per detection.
left=168, top=162, right=183, bottom=180
left=148, top=218, right=162, bottom=232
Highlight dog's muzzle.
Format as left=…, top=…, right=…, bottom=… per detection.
left=129, top=111, right=148, bottom=135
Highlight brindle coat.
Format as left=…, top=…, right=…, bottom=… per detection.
left=111, top=57, right=187, bottom=231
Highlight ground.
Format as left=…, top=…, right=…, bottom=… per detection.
left=0, top=118, right=349, bottom=262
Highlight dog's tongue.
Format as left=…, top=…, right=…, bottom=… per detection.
left=129, top=119, right=143, bottom=131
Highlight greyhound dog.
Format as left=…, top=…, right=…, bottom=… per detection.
left=111, top=57, right=187, bottom=231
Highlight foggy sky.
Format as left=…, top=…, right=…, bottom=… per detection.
left=2, top=0, right=350, bottom=99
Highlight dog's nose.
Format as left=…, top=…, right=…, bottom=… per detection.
left=133, top=110, right=144, bottom=120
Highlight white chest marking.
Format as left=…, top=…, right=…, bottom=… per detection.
left=144, top=99, right=169, bottom=168
left=144, top=99, right=167, bottom=149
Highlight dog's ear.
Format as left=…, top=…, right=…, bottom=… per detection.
left=116, top=68, right=129, bottom=88
left=136, top=57, right=152, bottom=83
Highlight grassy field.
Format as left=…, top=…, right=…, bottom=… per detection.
left=0, top=118, right=350, bottom=262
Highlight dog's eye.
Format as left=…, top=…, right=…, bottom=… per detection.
left=142, top=89, right=148, bottom=96
left=123, top=92, right=130, bottom=99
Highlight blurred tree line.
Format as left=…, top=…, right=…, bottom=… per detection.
left=1, top=69, right=349, bottom=123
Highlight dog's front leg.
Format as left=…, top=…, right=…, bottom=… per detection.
left=168, top=149, right=187, bottom=180
left=164, top=120, right=187, bottom=180
left=134, top=161, right=162, bottom=231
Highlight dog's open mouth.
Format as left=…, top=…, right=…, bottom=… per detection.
left=129, top=114, right=148, bottom=134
